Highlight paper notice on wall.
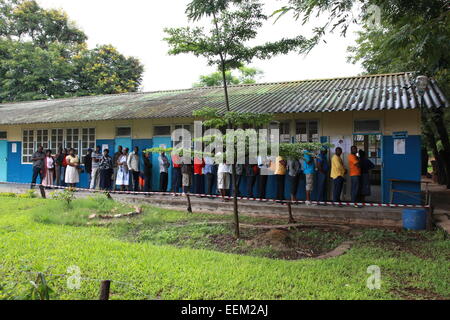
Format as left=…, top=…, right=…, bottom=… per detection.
left=331, top=136, right=351, bottom=154
left=159, top=144, right=166, bottom=149
left=11, top=143, right=17, bottom=153
left=394, top=139, right=405, bottom=155
left=102, top=144, right=109, bottom=152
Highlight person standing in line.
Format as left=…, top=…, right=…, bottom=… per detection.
left=287, top=157, right=301, bottom=202
left=181, top=157, right=192, bottom=194
left=171, top=152, right=182, bottom=193
left=358, top=150, right=375, bottom=203
left=89, top=146, right=101, bottom=189
left=99, top=149, right=113, bottom=190
left=193, top=156, right=205, bottom=195
left=273, top=156, right=287, bottom=201
left=204, top=155, right=216, bottom=197
left=257, top=155, right=271, bottom=200
left=116, top=148, right=129, bottom=191
left=245, top=158, right=259, bottom=198
left=231, top=163, right=244, bottom=197
left=348, top=145, right=361, bottom=207
left=143, top=152, right=152, bottom=192
left=158, top=151, right=170, bottom=192
left=61, top=148, right=68, bottom=186
left=112, top=145, right=123, bottom=190
left=83, top=148, right=93, bottom=188
left=330, top=147, right=346, bottom=203
left=54, top=146, right=64, bottom=186
left=316, top=148, right=329, bottom=202
left=303, top=149, right=315, bottom=205
left=127, top=146, right=140, bottom=191
left=30, top=145, right=45, bottom=189
left=42, top=149, right=55, bottom=187
left=65, top=148, right=80, bottom=188
left=217, top=152, right=231, bottom=201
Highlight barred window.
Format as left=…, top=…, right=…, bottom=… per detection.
left=81, top=128, right=96, bottom=156
left=66, top=128, right=80, bottom=155
left=354, top=120, right=380, bottom=133
left=36, top=129, right=49, bottom=151
left=295, top=120, right=319, bottom=142
left=22, top=130, right=34, bottom=163
left=154, top=125, right=171, bottom=136
left=51, top=129, right=64, bottom=154
left=116, top=127, right=131, bottom=137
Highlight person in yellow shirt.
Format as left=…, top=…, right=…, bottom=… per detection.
left=274, top=156, right=287, bottom=201
left=330, top=147, right=346, bottom=202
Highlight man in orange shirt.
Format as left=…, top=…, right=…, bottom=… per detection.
left=348, top=145, right=361, bottom=205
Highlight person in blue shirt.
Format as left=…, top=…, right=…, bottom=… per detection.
left=303, top=149, right=315, bottom=205
left=316, top=148, right=329, bottom=202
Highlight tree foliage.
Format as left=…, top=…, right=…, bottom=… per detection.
left=0, top=0, right=144, bottom=102
left=193, top=66, right=263, bottom=87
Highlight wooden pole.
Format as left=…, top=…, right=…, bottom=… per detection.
left=39, top=185, right=46, bottom=199
left=287, top=201, right=296, bottom=224
left=186, top=193, right=192, bottom=213
left=99, top=280, right=111, bottom=300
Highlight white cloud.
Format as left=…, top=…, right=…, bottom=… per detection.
left=37, top=0, right=363, bottom=91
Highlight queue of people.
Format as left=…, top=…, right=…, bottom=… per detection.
left=30, top=144, right=375, bottom=203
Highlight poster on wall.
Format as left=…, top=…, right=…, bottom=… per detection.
left=393, top=139, right=406, bottom=154
left=102, top=144, right=109, bottom=152
left=330, top=136, right=352, bottom=154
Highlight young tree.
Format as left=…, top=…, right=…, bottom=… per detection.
left=164, top=0, right=313, bottom=238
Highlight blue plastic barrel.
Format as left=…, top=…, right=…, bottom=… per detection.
left=402, top=209, right=427, bottom=230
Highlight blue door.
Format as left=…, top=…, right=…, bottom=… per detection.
left=114, top=137, right=132, bottom=152
left=0, top=141, right=7, bottom=182
left=151, top=136, right=172, bottom=191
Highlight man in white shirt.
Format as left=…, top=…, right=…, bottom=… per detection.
left=90, top=146, right=102, bottom=189
left=127, top=146, right=140, bottom=191
left=216, top=152, right=231, bottom=200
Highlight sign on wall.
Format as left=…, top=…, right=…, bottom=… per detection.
left=393, top=131, right=407, bottom=155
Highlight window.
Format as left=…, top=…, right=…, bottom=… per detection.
left=354, top=120, right=380, bottom=133
left=295, top=120, right=319, bottom=142
left=174, top=124, right=191, bottom=132
left=36, top=129, right=49, bottom=151
left=154, top=125, right=171, bottom=136
left=116, top=127, right=131, bottom=137
left=22, top=128, right=96, bottom=163
left=81, top=128, right=96, bottom=156
left=0, top=131, right=6, bottom=139
left=51, top=129, right=64, bottom=154
left=22, top=130, right=34, bottom=163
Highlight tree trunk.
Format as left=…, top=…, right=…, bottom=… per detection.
left=430, top=108, right=450, bottom=188
left=220, top=55, right=240, bottom=239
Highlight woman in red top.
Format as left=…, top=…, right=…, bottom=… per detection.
left=193, top=157, right=205, bottom=195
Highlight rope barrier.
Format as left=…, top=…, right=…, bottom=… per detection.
left=0, top=181, right=431, bottom=209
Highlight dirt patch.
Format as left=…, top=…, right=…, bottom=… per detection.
left=208, top=225, right=354, bottom=260
left=391, top=287, right=448, bottom=300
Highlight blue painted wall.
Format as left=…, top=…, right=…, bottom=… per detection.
left=382, top=135, right=421, bottom=204
left=5, top=135, right=422, bottom=204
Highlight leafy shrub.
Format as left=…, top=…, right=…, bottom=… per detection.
left=50, top=189, right=75, bottom=209
left=0, top=192, right=17, bottom=198
left=18, top=190, right=36, bottom=198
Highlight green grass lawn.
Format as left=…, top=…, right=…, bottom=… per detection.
left=0, top=194, right=448, bottom=300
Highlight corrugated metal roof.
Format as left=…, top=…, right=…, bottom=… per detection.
left=0, top=72, right=447, bottom=125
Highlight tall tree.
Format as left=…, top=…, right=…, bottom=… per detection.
left=164, top=0, right=312, bottom=238
left=193, top=66, right=263, bottom=87
left=275, top=0, right=450, bottom=188
left=0, top=0, right=144, bottom=102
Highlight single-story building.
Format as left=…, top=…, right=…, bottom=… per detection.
left=0, top=72, right=448, bottom=203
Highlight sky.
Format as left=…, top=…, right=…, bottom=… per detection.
left=37, top=0, right=364, bottom=92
